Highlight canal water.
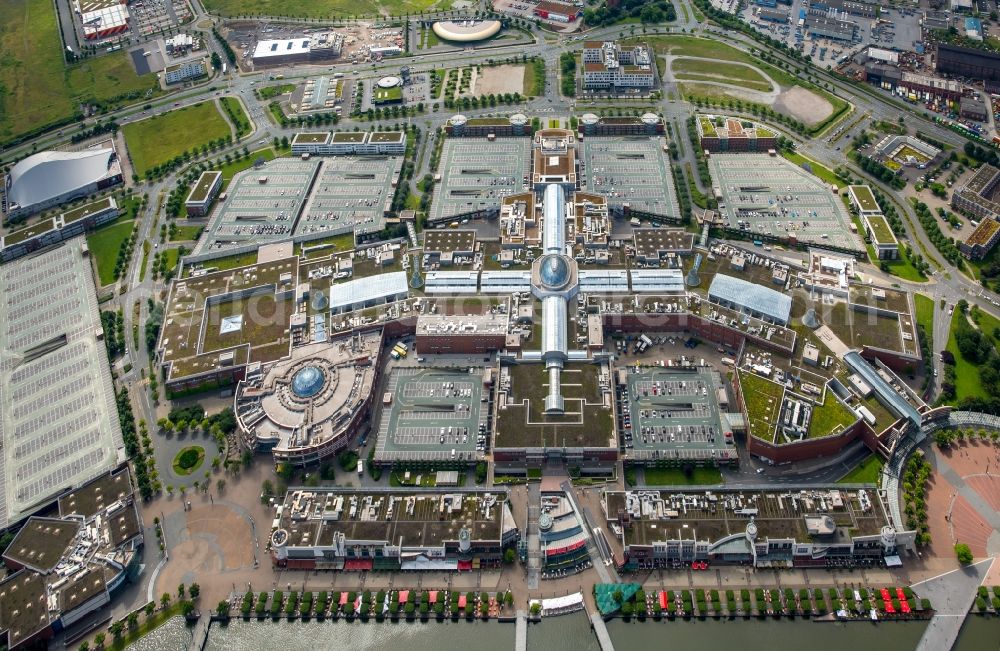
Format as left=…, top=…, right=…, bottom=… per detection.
left=133, top=613, right=1000, bottom=650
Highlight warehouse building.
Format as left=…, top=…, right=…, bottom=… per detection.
left=269, top=489, right=518, bottom=571
left=937, top=43, right=1000, bottom=82
left=3, top=144, right=122, bottom=220
left=0, top=238, right=124, bottom=530
left=252, top=33, right=344, bottom=67
left=532, top=0, right=581, bottom=22
left=960, top=95, right=989, bottom=122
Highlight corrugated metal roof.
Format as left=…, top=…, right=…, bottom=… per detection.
left=424, top=271, right=479, bottom=294
left=328, top=271, right=408, bottom=310
left=579, top=270, right=629, bottom=293
left=630, top=269, right=685, bottom=293
left=480, top=270, right=531, bottom=293
left=708, top=274, right=791, bottom=324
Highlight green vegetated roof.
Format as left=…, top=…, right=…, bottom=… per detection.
left=594, top=583, right=642, bottom=615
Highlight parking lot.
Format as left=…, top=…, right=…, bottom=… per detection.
left=429, top=138, right=532, bottom=224
left=374, top=367, right=489, bottom=465
left=709, top=154, right=863, bottom=252
left=194, top=158, right=320, bottom=255
left=581, top=137, right=680, bottom=220
left=299, top=156, right=403, bottom=240
left=617, top=365, right=730, bottom=454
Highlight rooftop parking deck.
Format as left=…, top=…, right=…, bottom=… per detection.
left=709, top=154, right=863, bottom=252
left=299, top=156, right=401, bottom=239
left=430, top=138, right=531, bottom=224
left=580, top=136, right=679, bottom=219
left=195, top=158, right=320, bottom=255
left=617, top=366, right=735, bottom=462
left=374, top=367, right=489, bottom=464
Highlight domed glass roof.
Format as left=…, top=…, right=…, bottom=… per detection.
left=291, top=366, right=325, bottom=399
left=539, top=255, right=569, bottom=288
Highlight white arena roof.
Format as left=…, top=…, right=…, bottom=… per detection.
left=0, top=238, right=123, bottom=529
left=5, top=148, right=117, bottom=213
left=432, top=20, right=501, bottom=42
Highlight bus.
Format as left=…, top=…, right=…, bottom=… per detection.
left=357, top=459, right=363, bottom=476
left=392, top=344, right=407, bottom=358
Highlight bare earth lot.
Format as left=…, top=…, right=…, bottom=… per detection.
left=474, top=64, right=525, bottom=96
left=773, top=86, right=833, bottom=127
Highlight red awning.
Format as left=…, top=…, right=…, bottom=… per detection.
left=458, top=560, right=473, bottom=571
left=659, top=591, right=668, bottom=609
left=399, top=590, right=409, bottom=604
left=458, top=595, right=468, bottom=608
left=429, top=591, right=438, bottom=604
left=345, top=559, right=374, bottom=571
left=339, top=592, right=349, bottom=606
left=544, top=539, right=586, bottom=558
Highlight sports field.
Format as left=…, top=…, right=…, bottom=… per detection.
left=201, top=0, right=449, bottom=17
left=123, top=102, right=231, bottom=177
left=86, top=215, right=136, bottom=286
left=0, top=0, right=160, bottom=142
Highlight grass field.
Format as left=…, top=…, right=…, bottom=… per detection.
left=782, top=151, right=845, bottom=188
left=946, top=310, right=988, bottom=401
left=220, top=96, right=251, bottom=138
left=642, top=35, right=848, bottom=132
left=170, top=225, right=204, bottom=241
left=220, top=147, right=276, bottom=189
left=837, top=454, right=882, bottom=484
left=0, top=0, right=162, bottom=142
left=257, top=83, right=295, bottom=100
left=914, top=294, right=934, bottom=352
left=971, top=306, right=1000, bottom=351
left=808, top=391, right=857, bottom=438
left=738, top=369, right=784, bottom=442
left=87, top=215, right=136, bottom=286
left=671, top=58, right=773, bottom=92
left=123, top=102, right=231, bottom=177
left=524, top=58, right=545, bottom=96
left=879, top=247, right=926, bottom=282
left=643, top=466, right=723, bottom=486
left=201, top=0, right=448, bottom=17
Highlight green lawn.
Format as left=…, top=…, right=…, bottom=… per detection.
left=257, top=83, right=295, bottom=100
left=837, top=454, right=882, bottom=484
left=643, top=466, right=723, bottom=486
left=672, top=58, right=773, bottom=92
left=139, top=240, right=151, bottom=282
left=914, top=294, right=934, bottom=352
left=946, top=310, right=988, bottom=401
left=123, top=102, right=231, bottom=177
left=201, top=0, right=447, bottom=17
left=971, top=306, right=1000, bottom=351
left=524, top=59, right=545, bottom=96
left=738, top=369, right=784, bottom=442
left=220, top=147, right=277, bottom=189
left=220, top=96, right=251, bottom=138
left=86, top=216, right=136, bottom=287
left=0, top=0, right=161, bottom=142
left=170, top=225, right=204, bottom=242
left=808, top=391, right=857, bottom=438
left=172, top=445, right=205, bottom=475
left=782, top=151, right=845, bottom=188
left=162, top=248, right=181, bottom=276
